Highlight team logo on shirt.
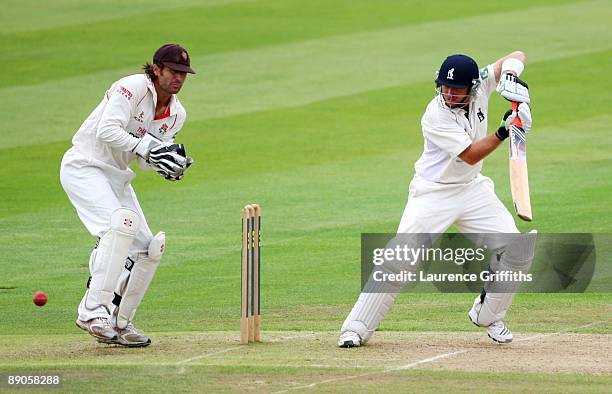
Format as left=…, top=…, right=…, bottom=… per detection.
left=133, top=111, right=144, bottom=123
left=447, top=68, right=454, bottom=80
left=158, top=123, right=168, bottom=135
left=479, top=67, right=489, bottom=80
left=477, top=108, right=485, bottom=122
left=124, top=257, right=135, bottom=271
left=117, top=86, right=133, bottom=100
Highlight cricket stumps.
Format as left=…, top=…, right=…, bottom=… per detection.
left=241, top=204, right=261, bottom=344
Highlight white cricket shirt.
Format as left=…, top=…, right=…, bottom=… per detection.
left=414, top=64, right=497, bottom=184
left=70, top=74, right=187, bottom=170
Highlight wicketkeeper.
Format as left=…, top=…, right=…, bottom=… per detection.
left=60, top=44, right=196, bottom=347
left=339, top=52, right=535, bottom=347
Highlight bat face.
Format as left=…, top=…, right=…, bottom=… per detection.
left=509, top=102, right=532, bottom=221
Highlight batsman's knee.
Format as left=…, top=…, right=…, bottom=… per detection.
left=504, top=230, right=538, bottom=269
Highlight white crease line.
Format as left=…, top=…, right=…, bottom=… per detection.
left=175, top=332, right=319, bottom=372
left=176, top=347, right=241, bottom=375
left=389, top=350, right=468, bottom=371
left=515, top=322, right=599, bottom=342
left=273, top=349, right=467, bottom=393
left=176, top=347, right=239, bottom=365
left=270, top=333, right=319, bottom=342
left=273, top=322, right=600, bottom=393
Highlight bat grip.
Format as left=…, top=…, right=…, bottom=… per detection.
left=511, top=102, right=523, bottom=128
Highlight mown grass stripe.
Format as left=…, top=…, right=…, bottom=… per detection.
left=1, top=1, right=610, bottom=150
left=0, top=0, right=580, bottom=88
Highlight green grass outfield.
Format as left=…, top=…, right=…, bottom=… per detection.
left=0, top=0, right=611, bottom=392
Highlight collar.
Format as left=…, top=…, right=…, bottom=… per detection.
left=168, top=94, right=178, bottom=115
left=145, top=74, right=158, bottom=109
left=145, top=74, right=178, bottom=116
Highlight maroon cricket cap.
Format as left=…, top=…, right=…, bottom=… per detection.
left=153, top=44, right=195, bottom=74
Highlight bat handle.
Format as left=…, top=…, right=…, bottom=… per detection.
left=511, top=102, right=523, bottom=128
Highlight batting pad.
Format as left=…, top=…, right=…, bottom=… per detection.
left=473, top=230, right=537, bottom=326
left=341, top=234, right=431, bottom=343
left=115, top=231, right=165, bottom=329
left=341, top=291, right=399, bottom=343
left=85, top=208, right=140, bottom=311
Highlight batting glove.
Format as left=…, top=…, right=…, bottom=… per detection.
left=505, top=103, right=532, bottom=133
left=496, top=74, right=530, bottom=104
left=495, top=109, right=513, bottom=141
left=495, top=103, right=532, bottom=141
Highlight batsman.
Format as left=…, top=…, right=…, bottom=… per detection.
left=60, top=44, right=195, bottom=347
left=339, top=51, right=535, bottom=347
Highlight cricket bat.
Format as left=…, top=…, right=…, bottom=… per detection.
left=509, top=101, right=532, bottom=221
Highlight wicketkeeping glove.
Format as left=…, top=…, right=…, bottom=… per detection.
left=148, top=144, right=194, bottom=181
left=154, top=167, right=188, bottom=181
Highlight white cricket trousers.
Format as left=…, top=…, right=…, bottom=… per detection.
left=341, top=174, right=519, bottom=342
left=60, top=148, right=153, bottom=321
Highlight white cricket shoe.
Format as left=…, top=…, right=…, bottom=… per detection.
left=76, top=317, right=117, bottom=344
left=338, top=331, right=361, bottom=348
left=486, top=321, right=513, bottom=344
left=110, top=322, right=152, bottom=347
left=468, top=303, right=513, bottom=344
left=104, top=308, right=151, bottom=347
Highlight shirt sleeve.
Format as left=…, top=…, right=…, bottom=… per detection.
left=479, top=64, right=497, bottom=97
left=421, top=112, right=471, bottom=158
left=96, top=79, right=142, bottom=151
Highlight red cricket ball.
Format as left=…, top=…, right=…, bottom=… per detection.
left=33, top=291, right=47, bottom=307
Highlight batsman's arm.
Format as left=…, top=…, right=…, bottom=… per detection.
left=458, top=105, right=532, bottom=166
left=457, top=134, right=504, bottom=165
left=458, top=107, right=526, bottom=165
left=493, top=51, right=526, bottom=82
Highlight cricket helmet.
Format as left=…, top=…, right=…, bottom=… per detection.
left=435, top=54, right=479, bottom=89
